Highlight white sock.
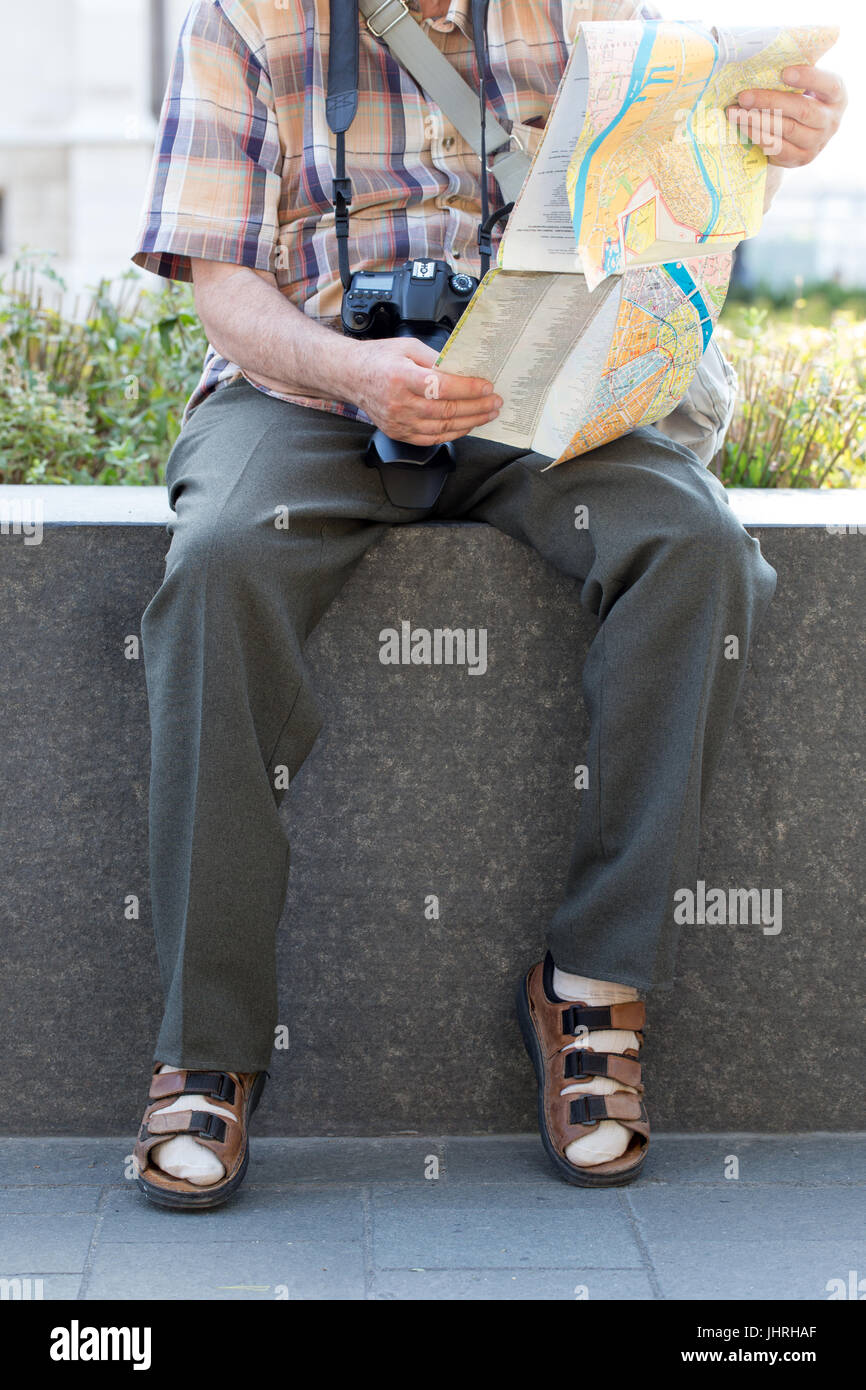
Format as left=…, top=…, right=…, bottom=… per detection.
left=151, top=1066, right=235, bottom=1186
left=552, top=968, right=641, bottom=1169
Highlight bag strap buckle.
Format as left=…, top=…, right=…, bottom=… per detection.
left=487, top=126, right=525, bottom=172
left=365, top=0, right=409, bottom=39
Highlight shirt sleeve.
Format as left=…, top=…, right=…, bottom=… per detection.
left=131, top=1, right=282, bottom=283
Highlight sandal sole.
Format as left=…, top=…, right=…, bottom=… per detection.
left=516, top=975, right=647, bottom=1189
left=135, top=1070, right=267, bottom=1211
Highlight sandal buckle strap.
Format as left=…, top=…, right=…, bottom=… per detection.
left=569, top=1094, right=609, bottom=1126
left=563, top=1050, right=643, bottom=1089
left=569, top=1094, right=647, bottom=1127
left=563, top=1050, right=608, bottom=1081
left=183, top=1071, right=237, bottom=1105
left=190, top=1111, right=228, bottom=1142
left=561, top=1000, right=645, bottom=1035
left=562, top=1004, right=611, bottom=1034
left=143, top=1110, right=228, bottom=1143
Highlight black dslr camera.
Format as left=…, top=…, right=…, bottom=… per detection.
left=341, top=258, right=477, bottom=344
left=341, top=260, right=478, bottom=508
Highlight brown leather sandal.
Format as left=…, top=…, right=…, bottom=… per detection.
left=134, top=1067, right=267, bottom=1210
left=517, top=954, right=649, bottom=1187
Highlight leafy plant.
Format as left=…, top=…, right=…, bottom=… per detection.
left=724, top=278, right=866, bottom=324
left=714, top=308, right=866, bottom=489
left=2, top=252, right=865, bottom=488
left=0, top=252, right=205, bottom=484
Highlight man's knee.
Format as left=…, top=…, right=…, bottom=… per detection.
left=164, top=504, right=245, bottom=586
left=675, top=481, right=777, bottom=611
left=164, top=487, right=318, bottom=592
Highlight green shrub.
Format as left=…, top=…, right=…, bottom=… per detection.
left=2, top=254, right=865, bottom=488
left=0, top=360, right=97, bottom=481
left=724, top=279, right=866, bottom=324
left=0, top=253, right=204, bottom=484
left=715, top=308, right=866, bottom=489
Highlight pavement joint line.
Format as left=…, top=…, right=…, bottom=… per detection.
left=620, top=1189, right=664, bottom=1301
left=229, top=1178, right=866, bottom=1190
left=92, top=1237, right=365, bottom=1247
left=0, top=1183, right=128, bottom=1191
left=361, top=1185, right=375, bottom=1301
left=367, top=1267, right=639, bottom=1273
left=2, top=1179, right=864, bottom=1191
left=625, top=1132, right=866, bottom=1140
left=611, top=1179, right=866, bottom=1188
left=7, top=1181, right=864, bottom=1195
left=76, top=1185, right=113, bottom=1301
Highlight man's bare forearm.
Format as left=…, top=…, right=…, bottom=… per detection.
left=190, top=259, right=359, bottom=401
left=188, top=258, right=499, bottom=448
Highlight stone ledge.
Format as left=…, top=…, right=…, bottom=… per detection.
left=2, top=482, right=866, bottom=526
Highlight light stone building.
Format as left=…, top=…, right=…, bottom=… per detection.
left=0, top=0, right=188, bottom=299
left=1, top=1, right=863, bottom=304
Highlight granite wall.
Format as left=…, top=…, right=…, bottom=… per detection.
left=1, top=493, right=863, bottom=1134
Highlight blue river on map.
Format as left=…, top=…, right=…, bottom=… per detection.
left=570, top=21, right=723, bottom=287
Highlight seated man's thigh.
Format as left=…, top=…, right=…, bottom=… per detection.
left=162, top=382, right=386, bottom=591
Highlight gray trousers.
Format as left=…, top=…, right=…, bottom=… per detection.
left=141, top=378, right=777, bottom=1070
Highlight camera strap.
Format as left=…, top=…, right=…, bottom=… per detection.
left=326, top=0, right=361, bottom=290
left=327, top=0, right=532, bottom=285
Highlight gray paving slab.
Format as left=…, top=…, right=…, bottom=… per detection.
left=0, top=1137, right=863, bottom=1300
left=219, top=1135, right=547, bottom=1186
left=370, top=1268, right=656, bottom=1300
left=437, top=1136, right=552, bottom=1184
left=0, top=1275, right=83, bottom=1300
left=0, top=1214, right=97, bottom=1272
left=8, top=1135, right=863, bottom=1191
left=648, top=1242, right=866, bottom=1301
left=369, top=1183, right=643, bottom=1269
left=0, top=1185, right=102, bottom=1213
left=642, top=1135, right=866, bottom=1185
left=627, top=1183, right=866, bottom=1245
left=97, top=1184, right=365, bottom=1243
left=0, top=1138, right=129, bottom=1186
left=247, top=1136, right=446, bottom=1185
left=81, top=1239, right=365, bottom=1300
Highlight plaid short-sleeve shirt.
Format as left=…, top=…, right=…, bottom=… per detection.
left=132, top=0, right=658, bottom=422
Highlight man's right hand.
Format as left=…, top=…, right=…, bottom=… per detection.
left=344, top=337, right=502, bottom=447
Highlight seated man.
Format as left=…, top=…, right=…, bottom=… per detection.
left=129, top=0, right=845, bottom=1206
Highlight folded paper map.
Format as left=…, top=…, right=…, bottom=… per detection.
left=436, top=20, right=839, bottom=465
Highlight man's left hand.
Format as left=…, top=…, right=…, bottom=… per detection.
left=726, top=66, right=848, bottom=169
